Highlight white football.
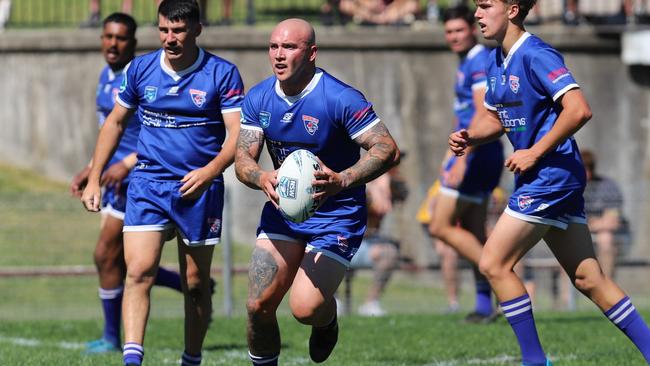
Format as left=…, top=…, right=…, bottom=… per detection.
left=276, top=149, right=322, bottom=223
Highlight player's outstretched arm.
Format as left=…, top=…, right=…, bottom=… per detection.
left=81, top=103, right=134, bottom=212
left=235, top=128, right=279, bottom=204
left=505, top=89, right=592, bottom=174
left=180, top=111, right=242, bottom=199
left=450, top=109, right=503, bottom=156
left=313, top=121, right=399, bottom=200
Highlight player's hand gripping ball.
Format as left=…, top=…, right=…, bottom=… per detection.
left=276, top=149, right=323, bottom=223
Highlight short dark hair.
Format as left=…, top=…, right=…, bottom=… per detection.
left=103, top=12, right=137, bottom=38
left=581, top=149, right=596, bottom=172
left=504, top=0, right=537, bottom=21
left=442, top=5, right=475, bottom=26
left=158, top=0, right=201, bottom=24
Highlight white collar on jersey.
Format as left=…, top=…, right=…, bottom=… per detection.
left=274, top=69, right=323, bottom=106
left=107, top=66, right=124, bottom=82
left=159, top=48, right=205, bottom=82
left=503, top=32, right=531, bottom=69
left=466, top=44, right=485, bottom=60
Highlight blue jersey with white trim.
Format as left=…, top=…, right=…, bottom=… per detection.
left=96, top=65, right=140, bottom=169
left=117, top=48, right=244, bottom=180
left=484, top=33, right=585, bottom=191
left=241, top=68, right=379, bottom=204
left=454, top=44, right=489, bottom=130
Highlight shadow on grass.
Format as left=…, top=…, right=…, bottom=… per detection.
left=203, top=342, right=290, bottom=351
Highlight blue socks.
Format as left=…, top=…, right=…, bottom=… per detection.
left=99, top=286, right=123, bottom=348
left=182, top=351, right=202, bottom=366
left=249, top=351, right=279, bottom=366
left=155, top=267, right=182, bottom=292
left=605, top=296, right=650, bottom=363
left=123, top=342, right=144, bottom=365
left=474, top=280, right=493, bottom=316
left=501, top=294, right=546, bottom=365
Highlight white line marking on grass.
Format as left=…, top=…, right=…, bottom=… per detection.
left=0, top=335, right=84, bottom=349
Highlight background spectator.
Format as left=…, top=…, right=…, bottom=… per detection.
left=339, top=0, right=419, bottom=25
left=582, top=149, right=629, bottom=279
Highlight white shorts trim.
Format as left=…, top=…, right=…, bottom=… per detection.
left=123, top=223, right=175, bottom=232
left=101, top=204, right=125, bottom=221
left=504, top=207, right=586, bottom=230
left=179, top=234, right=220, bottom=247
left=305, top=245, right=351, bottom=267
left=439, top=186, right=486, bottom=204
left=257, top=232, right=304, bottom=243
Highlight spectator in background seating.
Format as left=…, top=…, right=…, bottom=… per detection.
left=352, top=160, right=407, bottom=316
left=582, top=149, right=629, bottom=280
left=82, top=0, right=210, bottom=28
left=339, top=0, right=419, bottom=25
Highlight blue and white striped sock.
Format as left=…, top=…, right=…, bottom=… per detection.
left=99, top=286, right=123, bottom=348
left=123, top=342, right=144, bottom=366
left=248, top=351, right=279, bottom=366
left=181, top=350, right=202, bottom=366
left=605, top=296, right=650, bottom=363
left=501, top=294, right=546, bottom=365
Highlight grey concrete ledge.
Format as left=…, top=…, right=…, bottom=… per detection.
left=1, top=24, right=645, bottom=53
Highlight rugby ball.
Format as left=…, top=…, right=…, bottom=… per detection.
left=276, top=149, right=322, bottom=223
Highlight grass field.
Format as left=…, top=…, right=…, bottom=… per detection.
left=2, top=164, right=650, bottom=365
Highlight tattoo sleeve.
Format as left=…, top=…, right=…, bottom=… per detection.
left=235, top=128, right=265, bottom=189
left=248, top=247, right=279, bottom=300
left=342, top=121, right=399, bottom=188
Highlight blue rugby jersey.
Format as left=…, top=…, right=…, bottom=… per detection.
left=454, top=44, right=489, bottom=130
left=484, top=33, right=585, bottom=191
left=116, top=48, right=244, bottom=181
left=240, top=68, right=380, bottom=205
left=97, top=65, right=140, bottom=171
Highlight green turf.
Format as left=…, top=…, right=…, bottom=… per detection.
left=0, top=312, right=648, bottom=365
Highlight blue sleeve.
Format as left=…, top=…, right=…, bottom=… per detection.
left=218, top=64, right=245, bottom=114
left=336, top=88, right=380, bottom=140
left=116, top=59, right=139, bottom=110
left=240, top=90, right=263, bottom=132
left=529, top=48, right=579, bottom=102
left=469, top=54, right=488, bottom=90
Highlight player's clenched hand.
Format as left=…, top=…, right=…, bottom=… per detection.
left=81, top=182, right=102, bottom=212
left=312, top=161, right=344, bottom=202
left=449, top=129, right=470, bottom=156
left=70, top=166, right=91, bottom=198
left=180, top=167, right=215, bottom=200
left=101, top=161, right=130, bottom=192
left=505, top=149, right=540, bottom=174
left=256, top=170, right=279, bottom=207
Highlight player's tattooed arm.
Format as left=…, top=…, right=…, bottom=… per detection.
left=235, top=128, right=265, bottom=189
left=313, top=121, right=399, bottom=201
left=343, top=121, right=400, bottom=188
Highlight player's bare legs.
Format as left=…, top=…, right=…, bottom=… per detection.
left=290, top=252, right=347, bottom=326
left=435, top=239, right=460, bottom=311
left=544, top=223, right=625, bottom=310
left=247, top=239, right=304, bottom=359
left=429, top=194, right=483, bottom=265
left=122, top=231, right=166, bottom=344
left=290, top=252, right=347, bottom=362
left=478, top=214, right=547, bottom=300
left=178, top=238, right=215, bottom=355
left=95, top=215, right=126, bottom=289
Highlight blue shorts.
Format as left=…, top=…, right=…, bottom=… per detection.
left=505, top=186, right=586, bottom=230
left=101, top=183, right=128, bottom=220
left=257, top=200, right=367, bottom=266
left=123, top=176, right=224, bottom=246
left=440, top=141, right=504, bottom=203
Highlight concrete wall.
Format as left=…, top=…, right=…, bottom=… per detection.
left=1, top=26, right=649, bottom=263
